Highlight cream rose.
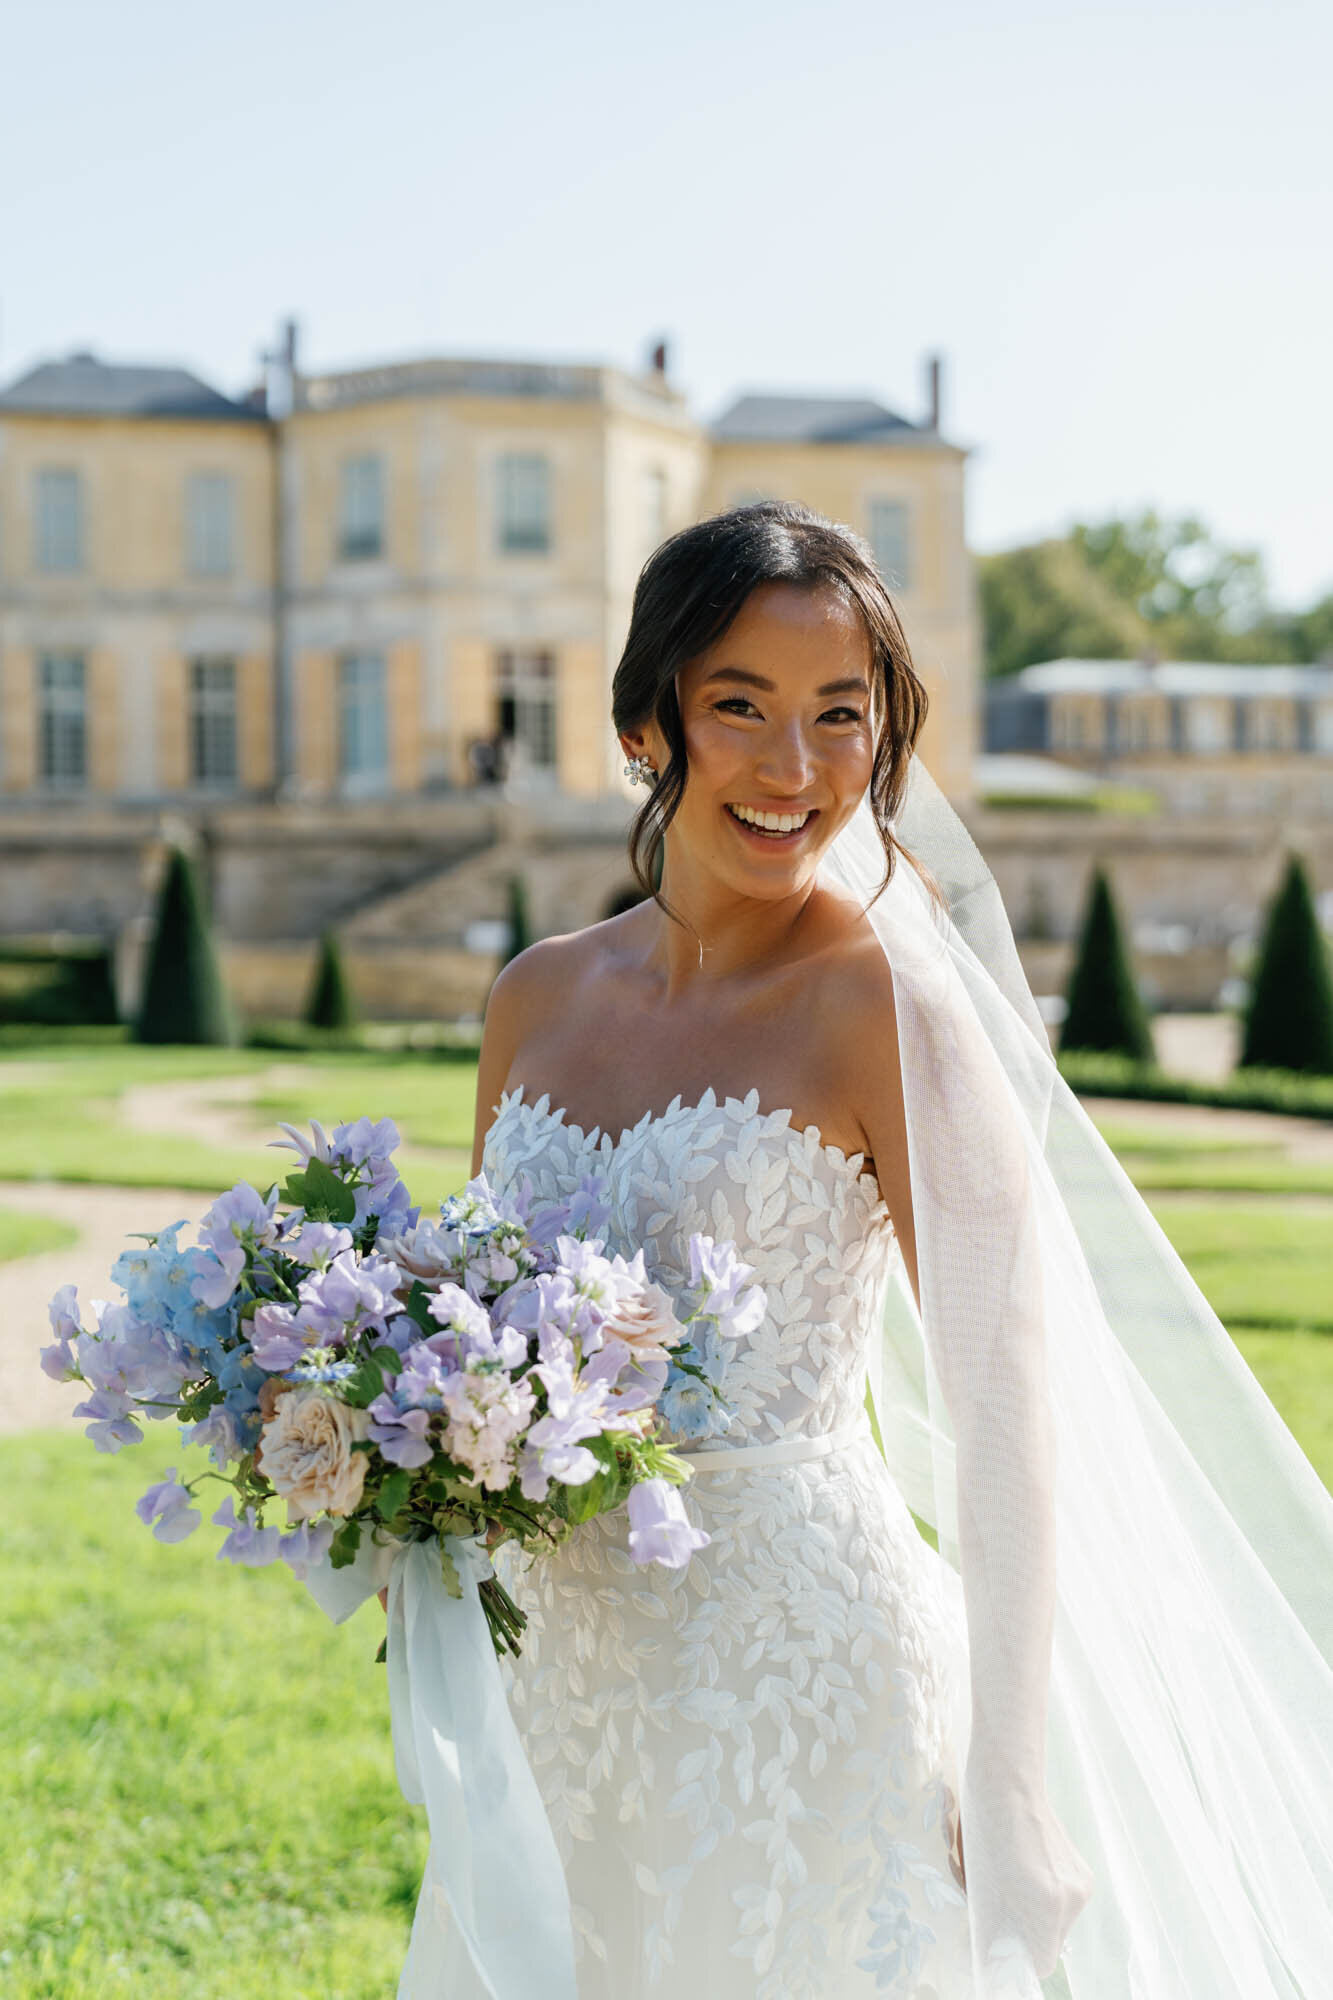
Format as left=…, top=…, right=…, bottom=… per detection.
left=259, top=1386, right=370, bottom=1521
left=601, top=1279, right=687, bottom=1366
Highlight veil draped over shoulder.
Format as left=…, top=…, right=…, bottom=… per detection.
left=819, top=757, right=1333, bottom=1999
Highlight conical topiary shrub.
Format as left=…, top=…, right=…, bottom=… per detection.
left=134, top=846, right=235, bottom=1046
left=1238, top=855, right=1333, bottom=1075
left=304, top=929, right=358, bottom=1033
left=1058, top=864, right=1155, bottom=1062
left=502, top=874, right=531, bottom=969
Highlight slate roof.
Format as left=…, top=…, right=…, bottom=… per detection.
left=0, top=352, right=264, bottom=421
left=1006, top=658, right=1333, bottom=699
left=710, top=393, right=926, bottom=444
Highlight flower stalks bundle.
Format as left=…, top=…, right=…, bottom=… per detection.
left=40, top=1116, right=765, bottom=1659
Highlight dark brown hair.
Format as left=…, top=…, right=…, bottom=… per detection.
left=610, top=499, right=942, bottom=924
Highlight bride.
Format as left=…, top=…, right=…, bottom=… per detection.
left=370, top=503, right=1333, bottom=2000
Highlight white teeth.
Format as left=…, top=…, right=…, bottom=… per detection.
left=728, top=804, right=812, bottom=833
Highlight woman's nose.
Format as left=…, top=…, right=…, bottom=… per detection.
left=758, top=723, right=817, bottom=788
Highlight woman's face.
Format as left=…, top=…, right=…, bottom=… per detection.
left=624, top=580, right=879, bottom=900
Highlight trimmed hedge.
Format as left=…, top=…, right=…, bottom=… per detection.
left=1239, top=854, right=1333, bottom=1076
left=134, top=847, right=235, bottom=1047
left=1059, top=865, right=1155, bottom=1062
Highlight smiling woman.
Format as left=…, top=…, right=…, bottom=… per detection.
left=612, top=501, right=939, bottom=926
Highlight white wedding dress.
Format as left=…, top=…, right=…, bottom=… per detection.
left=423, top=1080, right=982, bottom=2000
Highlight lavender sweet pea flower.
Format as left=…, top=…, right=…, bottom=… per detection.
left=366, top=1392, right=434, bottom=1468
left=626, top=1478, right=710, bottom=1568
left=182, top=1405, right=243, bottom=1469
left=40, top=1283, right=83, bottom=1381
left=280, top=1221, right=353, bottom=1269
left=72, top=1385, right=143, bottom=1452
left=277, top=1518, right=336, bottom=1576
left=686, top=1234, right=766, bottom=1338
left=297, top=1249, right=402, bottom=1345
left=249, top=1301, right=310, bottom=1371
left=213, top=1495, right=283, bottom=1567
left=191, top=1183, right=281, bottom=1309
left=136, top=1468, right=201, bottom=1543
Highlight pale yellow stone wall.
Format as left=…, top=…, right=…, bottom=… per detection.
left=1, top=647, right=35, bottom=791
left=388, top=639, right=423, bottom=794
left=557, top=641, right=607, bottom=796
left=237, top=652, right=273, bottom=790
left=156, top=654, right=189, bottom=791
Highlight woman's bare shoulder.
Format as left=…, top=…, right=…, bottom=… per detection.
left=486, top=908, right=640, bottom=1036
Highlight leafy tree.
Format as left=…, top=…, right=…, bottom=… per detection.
left=1238, top=856, right=1333, bottom=1076
left=1058, top=866, right=1155, bottom=1063
left=980, top=508, right=1332, bottom=676
left=304, top=930, right=358, bottom=1033
left=979, top=537, right=1148, bottom=679
left=134, top=847, right=235, bottom=1046
left=1071, top=510, right=1269, bottom=656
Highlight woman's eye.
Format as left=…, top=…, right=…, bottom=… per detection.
left=823, top=707, right=864, bottom=723
left=713, top=698, right=756, bottom=715
left=713, top=698, right=863, bottom=723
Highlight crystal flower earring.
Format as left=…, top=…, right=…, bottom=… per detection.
left=623, top=754, right=657, bottom=786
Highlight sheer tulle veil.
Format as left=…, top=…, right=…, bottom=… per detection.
left=819, top=755, right=1333, bottom=2000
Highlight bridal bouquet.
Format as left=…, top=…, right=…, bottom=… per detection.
left=40, top=1113, right=765, bottom=1658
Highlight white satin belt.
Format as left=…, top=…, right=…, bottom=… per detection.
left=677, top=1414, right=874, bottom=1472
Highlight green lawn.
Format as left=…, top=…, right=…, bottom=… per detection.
left=0, top=1208, right=77, bottom=1262
left=0, top=1432, right=420, bottom=1999
left=0, top=1046, right=474, bottom=1210
left=1, top=1043, right=1330, bottom=1994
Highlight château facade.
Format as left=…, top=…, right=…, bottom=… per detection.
left=0, top=333, right=979, bottom=813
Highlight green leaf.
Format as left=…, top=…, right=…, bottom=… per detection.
left=281, top=1157, right=357, bottom=1225
left=328, top=1516, right=362, bottom=1569
left=439, top=1544, right=462, bottom=1599
left=376, top=1469, right=413, bottom=1521
left=403, top=1280, right=436, bottom=1336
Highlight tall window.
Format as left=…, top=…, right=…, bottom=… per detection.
left=35, top=468, right=84, bottom=573
left=496, top=454, right=551, bottom=554
left=867, top=498, right=911, bottom=589
left=37, top=654, right=87, bottom=785
left=186, top=473, right=235, bottom=577
left=338, top=455, right=385, bottom=560
left=189, top=657, right=238, bottom=786
left=337, top=653, right=388, bottom=788
left=496, top=649, right=557, bottom=772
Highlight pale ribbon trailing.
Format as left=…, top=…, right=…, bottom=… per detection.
left=304, top=1531, right=578, bottom=2000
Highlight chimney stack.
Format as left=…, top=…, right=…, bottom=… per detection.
left=649, top=338, right=668, bottom=379
left=925, top=352, right=943, bottom=432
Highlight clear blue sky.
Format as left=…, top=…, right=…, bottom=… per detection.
left=4, top=0, right=1329, bottom=606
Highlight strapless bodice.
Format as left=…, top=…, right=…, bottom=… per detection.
left=482, top=1083, right=901, bottom=1450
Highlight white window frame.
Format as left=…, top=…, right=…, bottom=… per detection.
left=188, top=656, right=239, bottom=787
left=186, top=472, right=236, bottom=578
left=496, top=454, right=551, bottom=555
left=37, top=653, right=87, bottom=785
left=35, top=467, right=84, bottom=573
left=338, top=455, right=385, bottom=561
left=337, top=652, right=389, bottom=790
left=867, top=497, right=912, bottom=589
